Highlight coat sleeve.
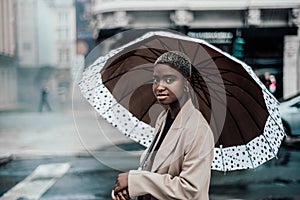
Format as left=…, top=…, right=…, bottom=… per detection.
left=128, top=122, right=214, bottom=200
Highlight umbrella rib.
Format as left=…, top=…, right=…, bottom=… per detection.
left=221, top=75, right=268, bottom=113
left=104, top=53, right=155, bottom=81
left=100, top=82, right=153, bottom=117
left=105, top=58, right=128, bottom=79
left=192, top=55, right=269, bottom=132
left=260, top=94, right=285, bottom=158
left=194, top=55, right=257, bottom=89
left=189, top=83, right=225, bottom=136
left=156, top=38, right=174, bottom=51
left=218, top=107, right=255, bottom=167
left=191, top=55, right=234, bottom=121
left=131, top=45, right=165, bottom=61
left=192, top=71, right=238, bottom=108
left=192, top=77, right=263, bottom=146
left=104, top=48, right=167, bottom=79
left=193, top=55, right=224, bottom=69
left=102, top=66, right=153, bottom=85
left=142, top=44, right=167, bottom=57
left=126, top=98, right=158, bottom=145
left=191, top=45, right=201, bottom=64
left=191, top=69, right=211, bottom=105
left=211, top=87, right=266, bottom=167
left=268, top=109, right=285, bottom=134
left=262, top=134, right=277, bottom=159
left=219, top=145, right=226, bottom=172
left=245, top=145, right=255, bottom=169
left=224, top=86, right=266, bottom=133
left=262, top=92, right=285, bottom=134
left=215, top=67, right=260, bottom=161
left=198, top=57, right=264, bottom=105
left=140, top=53, right=161, bottom=63
left=139, top=98, right=158, bottom=124
left=178, top=40, right=186, bottom=52
left=203, top=73, right=267, bottom=116
left=193, top=72, right=266, bottom=134
left=81, top=67, right=152, bottom=94
left=191, top=81, right=211, bottom=107
left=225, top=94, right=267, bottom=150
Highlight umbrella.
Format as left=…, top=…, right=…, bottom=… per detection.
left=79, top=30, right=285, bottom=171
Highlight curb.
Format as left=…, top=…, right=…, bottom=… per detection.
left=3, top=149, right=143, bottom=160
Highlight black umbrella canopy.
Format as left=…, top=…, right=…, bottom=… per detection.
left=100, top=34, right=269, bottom=148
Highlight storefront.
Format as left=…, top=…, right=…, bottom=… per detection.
left=186, top=27, right=298, bottom=99
left=90, top=0, right=300, bottom=98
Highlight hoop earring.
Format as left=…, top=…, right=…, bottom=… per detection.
left=184, top=86, right=189, bottom=93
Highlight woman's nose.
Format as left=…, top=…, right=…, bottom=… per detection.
left=156, top=82, right=166, bottom=91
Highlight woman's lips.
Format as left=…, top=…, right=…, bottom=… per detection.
left=156, top=94, right=168, bottom=101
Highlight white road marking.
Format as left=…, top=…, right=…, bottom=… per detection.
left=0, top=163, right=70, bottom=200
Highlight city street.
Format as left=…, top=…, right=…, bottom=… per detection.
left=0, top=92, right=300, bottom=200
left=1, top=0, right=300, bottom=200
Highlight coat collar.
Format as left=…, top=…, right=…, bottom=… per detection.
left=151, top=99, right=195, bottom=172
left=156, top=99, right=195, bottom=129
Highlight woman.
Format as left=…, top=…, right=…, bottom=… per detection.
left=113, top=51, right=215, bottom=200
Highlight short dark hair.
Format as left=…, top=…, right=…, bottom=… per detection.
left=154, top=51, right=192, bottom=77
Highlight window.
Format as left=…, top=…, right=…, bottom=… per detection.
left=57, top=28, right=69, bottom=40
left=58, top=12, right=69, bottom=24
left=58, top=49, right=70, bottom=62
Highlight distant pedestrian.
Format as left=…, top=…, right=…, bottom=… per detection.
left=269, top=74, right=277, bottom=94
left=39, top=85, right=52, bottom=112
left=262, top=72, right=271, bottom=90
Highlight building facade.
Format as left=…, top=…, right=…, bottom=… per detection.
left=91, top=0, right=300, bottom=98
left=0, top=0, right=16, bottom=56
left=0, top=0, right=18, bottom=110
left=15, top=0, right=76, bottom=110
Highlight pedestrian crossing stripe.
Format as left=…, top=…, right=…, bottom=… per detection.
left=0, top=163, right=70, bottom=200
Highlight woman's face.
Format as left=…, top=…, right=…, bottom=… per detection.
left=152, top=64, right=186, bottom=106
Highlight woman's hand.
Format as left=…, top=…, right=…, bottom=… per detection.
left=116, top=189, right=130, bottom=200
left=113, top=172, right=129, bottom=194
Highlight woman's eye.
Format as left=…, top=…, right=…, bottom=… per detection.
left=152, top=77, right=159, bottom=83
left=166, top=78, right=174, bottom=84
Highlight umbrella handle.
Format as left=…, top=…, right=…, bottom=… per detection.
left=139, top=125, right=161, bottom=169
left=111, top=190, right=117, bottom=200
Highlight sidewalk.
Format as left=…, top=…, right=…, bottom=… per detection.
left=0, top=108, right=136, bottom=159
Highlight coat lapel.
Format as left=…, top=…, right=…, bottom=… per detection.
left=150, top=99, right=195, bottom=172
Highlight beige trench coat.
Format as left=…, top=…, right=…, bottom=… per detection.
left=128, top=99, right=215, bottom=200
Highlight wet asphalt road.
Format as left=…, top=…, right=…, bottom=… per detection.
left=1, top=143, right=300, bottom=200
